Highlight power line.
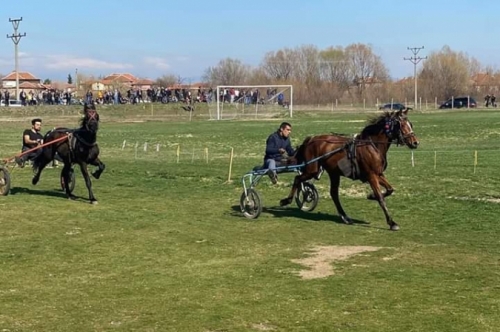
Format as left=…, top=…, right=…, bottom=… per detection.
left=6, top=17, right=26, bottom=100
left=404, top=46, right=427, bottom=109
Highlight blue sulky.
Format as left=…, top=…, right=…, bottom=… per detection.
left=239, top=162, right=320, bottom=219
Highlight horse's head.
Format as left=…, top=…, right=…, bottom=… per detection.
left=81, top=102, right=100, bottom=132
left=385, top=108, right=419, bottom=149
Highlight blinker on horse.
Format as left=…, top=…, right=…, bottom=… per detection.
left=280, top=109, right=419, bottom=231
left=32, top=103, right=105, bottom=204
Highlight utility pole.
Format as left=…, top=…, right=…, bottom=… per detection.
left=404, top=46, right=427, bottom=110
left=6, top=17, right=26, bottom=100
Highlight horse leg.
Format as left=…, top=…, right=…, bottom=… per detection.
left=329, top=173, right=352, bottom=224
left=280, top=172, right=314, bottom=206
left=367, top=174, right=394, bottom=200
left=62, top=163, right=77, bottom=200
left=367, top=174, right=399, bottom=231
left=89, top=157, right=105, bottom=179
left=31, top=157, right=51, bottom=186
left=78, top=162, right=98, bottom=204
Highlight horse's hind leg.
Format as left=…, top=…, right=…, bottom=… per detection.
left=89, top=157, right=105, bottom=179
left=79, top=162, right=98, bottom=204
left=31, top=154, right=51, bottom=186
left=367, top=174, right=394, bottom=200
left=280, top=172, right=314, bottom=207
left=62, top=163, right=77, bottom=200
left=367, top=174, right=399, bottom=231
left=330, top=173, right=352, bottom=224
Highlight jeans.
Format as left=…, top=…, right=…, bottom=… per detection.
left=264, top=159, right=278, bottom=173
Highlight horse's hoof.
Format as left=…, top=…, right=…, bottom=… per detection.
left=280, top=198, right=291, bottom=206
left=367, top=193, right=376, bottom=200
left=32, top=177, right=39, bottom=185
left=341, top=215, right=353, bottom=224
left=91, top=172, right=101, bottom=180
left=91, top=200, right=98, bottom=205
left=390, top=223, right=400, bottom=231
left=68, top=195, right=77, bottom=200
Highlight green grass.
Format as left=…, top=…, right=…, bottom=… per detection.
left=1, top=105, right=500, bottom=331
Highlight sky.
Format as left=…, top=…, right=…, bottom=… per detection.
left=0, top=0, right=498, bottom=83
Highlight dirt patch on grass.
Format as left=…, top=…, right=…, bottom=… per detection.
left=292, top=245, right=383, bottom=279
left=449, top=196, right=500, bottom=204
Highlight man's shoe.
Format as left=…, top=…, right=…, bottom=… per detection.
left=267, top=169, right=278, bottom=184
left=15, top=157, right=25, bottom=168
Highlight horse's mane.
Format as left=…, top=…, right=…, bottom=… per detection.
left=360, top=111, right=392, bottom=138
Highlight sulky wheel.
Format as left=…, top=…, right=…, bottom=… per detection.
left=60, top=168, right=76, bottom=193
left=295, top=182, right=319, bottom=212
left=240, top=188, right=262, bottom=219
left=0, top=166, right=11, bottom=196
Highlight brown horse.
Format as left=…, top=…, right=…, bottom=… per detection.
left=279, top=109, right=419, bottom=231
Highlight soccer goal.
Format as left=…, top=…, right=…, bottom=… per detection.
left=209, top=85, right=293, bottom=120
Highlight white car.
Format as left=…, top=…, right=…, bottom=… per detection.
left=0, top=100, right=23, bottom=107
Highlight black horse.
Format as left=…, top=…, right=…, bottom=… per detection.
left=32, top=103, right=105, bottom=204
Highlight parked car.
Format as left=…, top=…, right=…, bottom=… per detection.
left=439, top=97, right=477, bottom=109
left=379, top=103, right=412, bottom=111
left=0, top=99, right=23, bottom=107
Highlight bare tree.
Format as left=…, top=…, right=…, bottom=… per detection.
left=319, top=47, right=351, bottom=99
left=155, top=74, right=181, bottom=88
left=202, top=58, right=251, bottom=85
left=419, top=45, right=479, bottom=100
left=260, top=48, right=296, bottom=81
left=345, top=43, right=390, bottom=99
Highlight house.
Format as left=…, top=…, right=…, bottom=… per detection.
left=1, top=71, right=46, bottom=91
left=132, top=79, right=154, bottom=90
left=85, top=73, right=154, bottom=91
left=471, top=73, right=499, bottom=92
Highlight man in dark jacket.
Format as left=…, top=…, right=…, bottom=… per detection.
left=264, top=122, right=295, bottom=184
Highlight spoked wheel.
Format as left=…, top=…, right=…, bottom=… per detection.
left=0, top=166, right=11, bottom=196
left=240, top=188, right=262, bottom=219
left=295, top=182, right=319, bottom=212
left=60, top=168, right=76, bottom=193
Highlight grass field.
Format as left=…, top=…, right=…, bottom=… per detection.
left=1, top=104, right=500, bottom=331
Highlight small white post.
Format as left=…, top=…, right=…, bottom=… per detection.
left=156, top=144, right=160, bottom=152
left=411, top=151, right=415, bottom=167
left=143, top=142, right=148, bottom=152
left=227, top=147, right=234, bottom=183
left=122, top=140, right=126, bottom=150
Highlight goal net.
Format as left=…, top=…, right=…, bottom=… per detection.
left=209, top=85, right=293, bottom=120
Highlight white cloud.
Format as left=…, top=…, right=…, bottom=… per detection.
left=143, top=56, right=171, bottom=70
left=44, top=54, right=133, bottom=70
left=175, top=56, right=189, bottom=62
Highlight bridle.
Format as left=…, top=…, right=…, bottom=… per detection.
left=84, top=110, right=99, bottom=131
left=385, top=117, right=415, bottom=146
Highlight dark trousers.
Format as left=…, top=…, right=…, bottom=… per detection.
left=20, top=146, right=42, bottom=162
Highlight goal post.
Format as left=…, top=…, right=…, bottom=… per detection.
left=213, top=85, right=293, bottom=120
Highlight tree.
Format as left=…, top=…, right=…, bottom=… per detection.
left=202, top=58, right=251, bottom=85
left=260, top=48, right=296, bottom=81
left=155, top=74, right=182, bottom=88
left=43, top=78, right=51, bottom=85
left=419, top=45, right=479, bottom=100
left=67, top=74, right=73, bottom=84
left=344, top=43, right=390, bottom=98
